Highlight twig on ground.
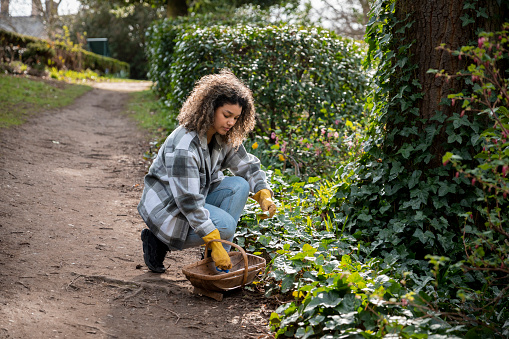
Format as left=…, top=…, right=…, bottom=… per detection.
left=64, top=322, right=117, bottom=338
left=153, top=304, right=181, bottom=324
left=15, top=281, right=30, bottom=290
left=122, top=286, right=143, bottom=302
left=66, top=274, right=83, bottom=291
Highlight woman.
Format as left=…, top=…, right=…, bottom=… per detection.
left=137, top=69, right=276, bottom=273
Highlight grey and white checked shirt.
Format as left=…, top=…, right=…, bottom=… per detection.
left=138, top=126, right=271, bottom=250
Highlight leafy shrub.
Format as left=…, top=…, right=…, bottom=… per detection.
left=245, top=117, right=368, bottom=177
left=145, top=12, right=271, bottom=101
left=23, top=41, right=56, bottom=66
left=146, top=21, right=369, bottom=176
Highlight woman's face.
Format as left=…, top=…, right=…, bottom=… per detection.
left=211, top=103, right=242, bottom=135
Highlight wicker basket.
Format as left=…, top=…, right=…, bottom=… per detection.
left=182, top=239, right=266, bottom=301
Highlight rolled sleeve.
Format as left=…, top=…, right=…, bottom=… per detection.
left=223, top=144, right=272, bottom=195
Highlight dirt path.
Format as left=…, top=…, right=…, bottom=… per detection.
left=0, top=81, right=273, bottom=339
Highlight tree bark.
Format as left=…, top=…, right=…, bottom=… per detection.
left=166, top=0, right=188, bottom=18
left=389, top=0, right=508, bottom=167
left=0, top=0, right=9, bottom=16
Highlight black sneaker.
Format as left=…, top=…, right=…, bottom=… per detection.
left=141, top=229, right=168, bottom=273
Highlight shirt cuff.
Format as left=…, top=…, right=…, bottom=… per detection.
left=254, top=183, right=273, bottom=197
left=195, top=219, right=216, bottom=238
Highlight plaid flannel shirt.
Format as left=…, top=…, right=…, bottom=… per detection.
left=137, top=126, right=271, bottom=250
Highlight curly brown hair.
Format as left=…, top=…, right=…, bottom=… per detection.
left=177, top=69, right=256, bottom=148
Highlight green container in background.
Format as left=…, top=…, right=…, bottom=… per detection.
left=87, top=38, right=110, bottom=57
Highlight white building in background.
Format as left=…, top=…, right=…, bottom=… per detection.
left=0, top=0, right=50, bottom=39
left=0, top=16, right=48, bottom=38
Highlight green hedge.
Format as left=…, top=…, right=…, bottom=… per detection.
left=146, top=14, right=268, bottom=102
left=146, top=22, right=368, bottom=136
left=0, top=29, right=129, bottom=76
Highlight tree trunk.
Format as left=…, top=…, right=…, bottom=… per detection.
left=0, top=0, right=9, bottom=16
left=389, top=0, right=508, bottom=167
left=166, top=0, right=188, bottom=18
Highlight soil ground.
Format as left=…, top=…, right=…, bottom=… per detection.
left=0, top=80, right=274, bottom=339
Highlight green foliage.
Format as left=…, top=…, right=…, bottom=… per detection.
left=233, top=2, right=509, bottom=338
left=436, top=24, right=509, bottom=333
left=0, top=29, right=130, bottom=77
left=0, top=74, right=91, bottom=128
left=145, top=11, right=277, bottom=99
left=125, top=89, right=175, bottom=133
left=237, top=170, right=466, bottom=338
left=245, top=117, right=368, bottom=177
left=146, top=19, right=369, bottom=176
left=69, top=2, right=163, bottom=79
left=319, top=1, right=508, bottom=336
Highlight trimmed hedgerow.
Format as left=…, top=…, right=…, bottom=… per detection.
left=0, top=29, right=129, bottom=76
left=147, top=22, right=368, bottom=133
left=146, top=21, right=369, bottom=176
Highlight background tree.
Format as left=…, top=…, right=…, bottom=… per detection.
left=389, top=0, right=507, bottom=168
left=312, top=0, right=371, bottom=39
left=71, top=0, right=302, bottom=78
left=84, top=0, right=298, bottom=18
left=70, top=2, right=163, bottom=79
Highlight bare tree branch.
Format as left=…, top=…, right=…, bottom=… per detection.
left=313, top=0, right=372, bottom=39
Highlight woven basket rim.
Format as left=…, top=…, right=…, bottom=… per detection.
left=182, top=252, right=266, bottom=282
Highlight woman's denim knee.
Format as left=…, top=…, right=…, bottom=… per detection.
left=223, top=213, right=236, bottom=239
left=231, top=176, right=250, bottom=201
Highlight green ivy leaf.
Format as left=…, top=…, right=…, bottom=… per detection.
left=447, top=133, right=462, bottom=144
left=438, top=181, right=457, bottom=196
left=408, top=170, right=423, bottom=189
left=357, top=212, right=373, bottom=222
left=398, top=144, right=414, bottom=159
left=460, top=14, right=475, bottom=26
left=413, top=229, right=435, bottom=244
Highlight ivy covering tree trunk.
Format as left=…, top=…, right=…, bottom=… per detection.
left=341, top=0, right=509, bottom=252
left=333, top=0, right=509, bottom=334
left=389, top=0, right=507, bottom=167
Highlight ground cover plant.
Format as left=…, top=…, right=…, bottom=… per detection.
left=0, top=74, right=91, bottom=128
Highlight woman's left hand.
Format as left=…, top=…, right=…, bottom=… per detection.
left=252, top=189, right=277, bottom=219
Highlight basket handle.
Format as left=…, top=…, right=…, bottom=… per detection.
left=204, top=239, right=249, bottom=287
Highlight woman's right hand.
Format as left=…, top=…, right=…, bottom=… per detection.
left=202, top=229, right=232, bottom=270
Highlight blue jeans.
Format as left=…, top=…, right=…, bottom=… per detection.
left=182, top=176, right=250, bottom=251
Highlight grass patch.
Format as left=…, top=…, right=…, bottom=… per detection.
left=0, top=74, right=91, bottom=128
left=125, top=90, right=176, bottom=135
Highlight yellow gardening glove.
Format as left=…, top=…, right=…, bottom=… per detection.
left=202, top=229, right=232, bottom=270
left=252, top=189, right=277, bottom=219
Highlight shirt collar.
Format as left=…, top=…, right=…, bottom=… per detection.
left=198, top=133, right=226, bottom=148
